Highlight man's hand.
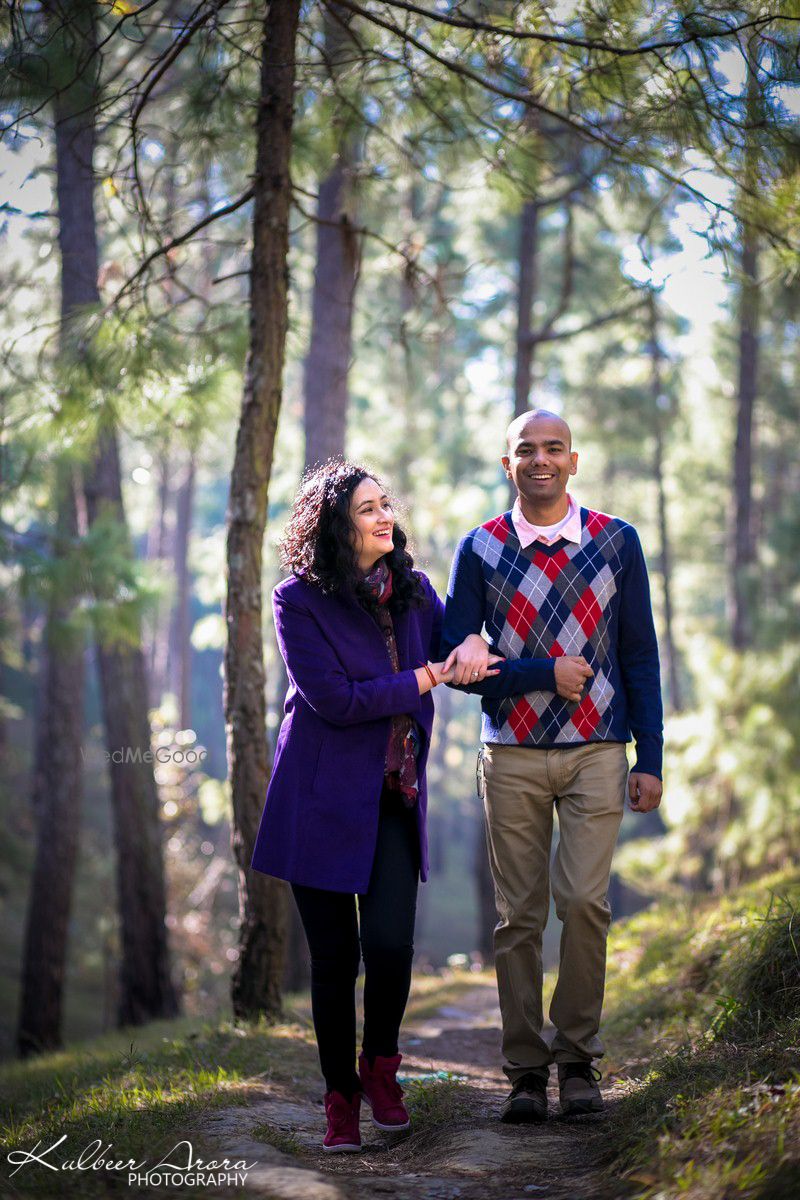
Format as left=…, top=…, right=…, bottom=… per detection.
left=443, top=633, right=503, bottom=685
left=553, top=655, right=593, bottom=702
left=628, top=773, right=662, bottom=813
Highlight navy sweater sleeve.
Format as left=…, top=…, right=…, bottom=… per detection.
left=617, top=527, right=664, bottom=778
left=441, top=532, right=557, bottom=699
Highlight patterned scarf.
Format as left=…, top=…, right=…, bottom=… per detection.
left=361, top=558, right=419, bottom=806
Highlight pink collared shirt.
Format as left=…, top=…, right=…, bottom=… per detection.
left=511, top=493, right=582, bottom=548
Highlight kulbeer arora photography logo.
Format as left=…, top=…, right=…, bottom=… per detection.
left=7, top=1135, right=255, bottom=1189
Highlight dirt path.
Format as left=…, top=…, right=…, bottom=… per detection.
left=194, top=984, right=625, bottom=1200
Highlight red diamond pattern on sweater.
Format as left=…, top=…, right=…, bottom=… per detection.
left=569, top=694, right=602, bottom=738
left=533, top=546, right=570, bottom=581
left=584, top=510, right=613, bottom=537
left=573, top=585, right=603, bottom=637
left=506, top=592, right=538, bottom=641
left=483, top=514, right=510, bottom=543
left=507, top=696, right=540, bottom=742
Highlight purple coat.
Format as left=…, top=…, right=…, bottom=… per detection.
left=250, top=571, right=444, bottom=893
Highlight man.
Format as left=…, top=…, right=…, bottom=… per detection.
left=441, top=409, right=663, bottom=1122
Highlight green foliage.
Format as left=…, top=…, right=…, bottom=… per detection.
left=615, top=642, right=800, bottom=894
left=0, top=1013, right=319, bottom=1197
left=402, top=1073, right=472, bottom=1131
left=712, top=895, right=800, bottom=1044
left=601, top=871, right=800, bottom=1200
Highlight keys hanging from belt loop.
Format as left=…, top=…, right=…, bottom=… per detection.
left=476, top=745, right=486, bottom=800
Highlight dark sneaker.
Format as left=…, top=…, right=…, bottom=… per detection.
left=557, top=1062, right=603, bottom=1115
left=499, top=1071, right=549, bottom=1124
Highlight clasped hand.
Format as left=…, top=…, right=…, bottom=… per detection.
left=442, top=633, right=503, bottom=685
left=443, top=635, right=596, bottom=700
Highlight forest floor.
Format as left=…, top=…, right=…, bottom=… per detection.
left=190, top=979, right=622, bottom=1200
left=2, top=869, right=799, bottom=1200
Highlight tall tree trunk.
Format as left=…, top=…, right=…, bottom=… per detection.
left=146, top=444, right=172, bottom=699
left=303, top=6, right=359, bottom=467
left=729, top=59, right=761, bottom=650
left=47, top=0, right=178, bottom=1026
left=513, top=198, right=540, bottom=418
left=17, top=0, right=94, bottom=1055
left=647, top=291, right=683, bottom=712
left=167, top=451, right=195, bottom=729
left=396, top=180, right=422, bottom=498
left=16, top=469, right=85, bottom=1056
left=84, top=425, right=180, bottom=1025
left=226, top=0, right=300, bottom=1021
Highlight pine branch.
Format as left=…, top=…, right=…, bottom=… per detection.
left=376, top=1, right=798, bottom=57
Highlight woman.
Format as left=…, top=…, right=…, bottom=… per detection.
left=250, top=461, right=498, bottom=1153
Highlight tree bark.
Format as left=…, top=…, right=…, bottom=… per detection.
left=729, top=59, right=761, bottom=650
left=730, top=228, right=759, bottom=649
left=303, top=5, right=360, bottom=469
left=45, top=0, right=178, bottom=1027
left=84, top=425, right=180, bottom=1025
left=17, top=0, right=93, bottom=1055
left=396, top=180, right=422, bottom=498
left=16, top=466, right=85, bottom=1056
left=226, top=0, right=300, bottom=1021
left=513, top=198, right=540, bottom=418
left=146, top=445, right=172, bottom=701
left=647, top=291, right=683, bottom=712
left=167, top=451, right=196, bottom=729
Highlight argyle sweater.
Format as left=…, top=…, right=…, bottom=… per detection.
left=441, top=507, right=663, bottom=778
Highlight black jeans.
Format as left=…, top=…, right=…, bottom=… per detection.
left=291, top=785, right=420, bottom=1098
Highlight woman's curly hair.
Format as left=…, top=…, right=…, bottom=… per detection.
left=278, top=460, right=426, bottom=613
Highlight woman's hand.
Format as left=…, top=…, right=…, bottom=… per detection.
left=414, top=658, right=479, bottom=694
left=443, top=633, right=504, bottom=686
left=415, top=661, right=450, bottom=693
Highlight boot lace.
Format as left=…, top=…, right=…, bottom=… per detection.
left=563, top=1062, right=602, bottom=1084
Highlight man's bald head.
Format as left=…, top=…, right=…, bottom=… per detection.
left=506, top=409, right=572, bottom=452
left=501, top=408, right=578, bottom=514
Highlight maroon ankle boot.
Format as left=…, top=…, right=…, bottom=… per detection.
left=322, top=1089, right=362, bottom=1152
left=358, top=1052, right=411, bottom=1131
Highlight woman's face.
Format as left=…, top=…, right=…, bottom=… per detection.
left=349, top=477, right=394, bottom=570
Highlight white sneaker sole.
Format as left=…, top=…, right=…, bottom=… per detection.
left=322, top=1141, right=361, bottom=1153
left=371, top=1116, right=411, bottom=1132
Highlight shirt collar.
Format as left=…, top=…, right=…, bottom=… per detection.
left=511, top=493, right=582, bottom=549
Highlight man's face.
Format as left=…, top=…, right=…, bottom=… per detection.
left=501, top=416, right=578, bottom=506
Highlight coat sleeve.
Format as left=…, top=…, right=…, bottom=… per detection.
left=418, top=573, right=445, bottom=664
left=273, top=590, right=422, bottom=727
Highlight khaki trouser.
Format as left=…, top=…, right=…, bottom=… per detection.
left=480, top=740, right=628, bottom=1082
